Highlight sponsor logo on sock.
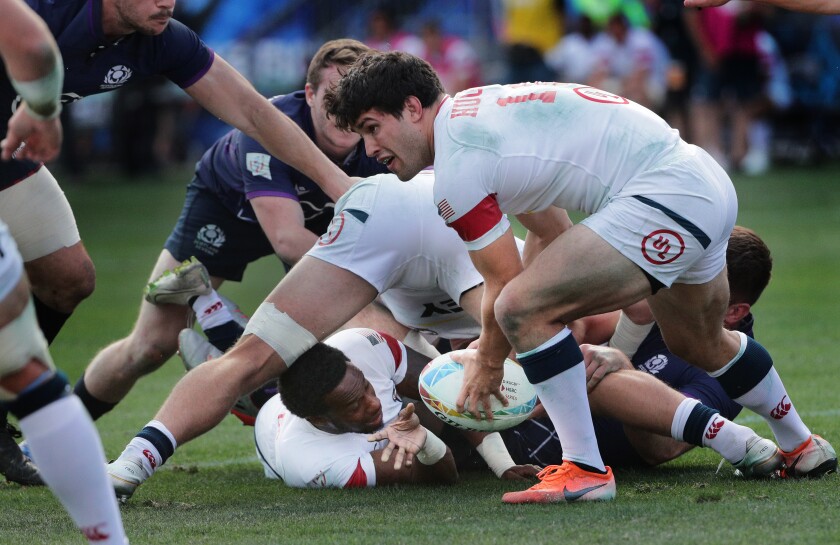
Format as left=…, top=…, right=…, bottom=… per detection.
left=770, top=395, right=791, bottom=420
left=563, top=483, right=607, bottom=502
left=142, top=449, right=157, bottom=470
left=705, top=417, right=725, bottom=440
left=81, top=523, right=110, bottom=541
left=203, top=301, right=223, bottom=316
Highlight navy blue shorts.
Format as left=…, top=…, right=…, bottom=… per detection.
left=502, top=416, right=649, bottom=469
left=164, top=183, right=285, bottom=281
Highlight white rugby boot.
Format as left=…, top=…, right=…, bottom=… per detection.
left=107, top=456, right=148, bottom=503
left=732, top=436, right=784, bottom=478
left=177, top=328, right=221, bottom=372
left=144, top=256, right=211, bottom=306
left=780, top=434, right=838, bottom=478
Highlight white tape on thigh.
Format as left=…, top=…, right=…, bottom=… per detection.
left=0, top=299, right=55, bottom=401
left=242, top=302, right=317, bottom=366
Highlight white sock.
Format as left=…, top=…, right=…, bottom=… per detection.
left=534, top=363, right=605, bottom=471
left=699, top=415, right=760, bottom=464
left=192, top=291, right=234, bottom=330
left=20, top=395, right=128, bottom=545
left=734, top=367, right=811, bottom=452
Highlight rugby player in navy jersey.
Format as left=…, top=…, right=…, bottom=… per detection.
left=0, top=1, right=128, bottom=541
left=0, top=0, right=360, bottom=481
left=72, top=39, right=386, bottom=422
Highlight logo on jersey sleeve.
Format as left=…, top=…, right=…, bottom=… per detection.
left=641, top=229, right=685, bottom=265
left=102, top=65, right=133, bottom=88
left=246, top=153, right=272, bottom=180
left=437, top=199, right=455, bottom=221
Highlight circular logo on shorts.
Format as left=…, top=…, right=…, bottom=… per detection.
left=641, top=229, right=685, bottom=265
left=573, top=86, right=629, bottom=104
left=317, top=212, right=345, bottom=246
left=196, top=224, right=226, bottom=248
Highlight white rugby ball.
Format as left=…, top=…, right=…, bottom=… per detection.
left=418, top=351, right=537, bottom=432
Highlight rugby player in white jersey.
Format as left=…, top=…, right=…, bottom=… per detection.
left=323, top=51, right=835, bottom=503
left=254, top=328, right=459, bottom=489
left=108, top=172, right=794, bottom=501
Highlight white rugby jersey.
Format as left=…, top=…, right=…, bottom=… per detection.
left=307, top=171, right=485, bottom=339
left=433, top=83, right=687, bottom=250
left=254, top=328, right=407, bottom=488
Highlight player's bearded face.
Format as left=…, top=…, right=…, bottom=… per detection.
left=114, top=0, right=174, bottom=36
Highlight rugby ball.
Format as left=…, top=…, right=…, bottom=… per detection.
left=418, top=351, right=537, bottom=432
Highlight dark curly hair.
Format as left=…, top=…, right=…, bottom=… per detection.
left=324, top=50, right=445, bottom=131
left=727, top=225, right=772, bottom=306
left=278, top=343, right=349, bottom=418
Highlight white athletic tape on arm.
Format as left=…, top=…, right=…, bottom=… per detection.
left=10, top=57, right=64, bottom=121
left=0, top=299, right=55, bottom=401
left=608, top=311, right=654, bottom=358
left=401, top=330, right=442, bottom=360
left=416, top=428, right=447, bottom=466
left=242, top=302, right=318, bottom=366
left=475, top=432, right=516, bottom=478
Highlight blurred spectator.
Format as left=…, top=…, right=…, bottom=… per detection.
left=589, top=14, right=671, bottom=111
left=497, top=0, right=565, bottom=83
left=545, top=15, right=599, bottom=83
left=684, top=2, right=768, bottom=170
left=571, top=0, right=650, bottom=28
left=417, top=20, right=482, bottom=93
left=365, top=5, right=423, bottom=54
left=649, top=0, right=701, bottom=141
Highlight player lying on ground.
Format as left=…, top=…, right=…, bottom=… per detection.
left=74, top=39, right=385, bottom=424
left=107, top=173, right=794, bottom=502
left=0, top=2, right=127, bottom=536
left=177, top=227, right=794, bottom=482
left=324, top=51, right=836, bottom=503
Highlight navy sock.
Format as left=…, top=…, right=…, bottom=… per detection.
left=72, top=376, right=117, bottom=421
left=32, top=296, right=71, bottom=344
left=205, top=321, right=245, bottom=352
left=714, top=336, right=773, bottom=399
left=682, top=403, right=719, bottom=447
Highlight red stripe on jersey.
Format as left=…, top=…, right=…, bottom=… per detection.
left=448, top=194, right=502, bottom=243
left=343, top=459, right=369, bottom=489
left=376, top=331, right=403, bottom=372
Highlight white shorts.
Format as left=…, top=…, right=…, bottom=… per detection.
left=0, top=220, right=25, bottom=301
left=0, top=167, right=80, bottom=261
left=581, top=146, right=737, bottom=287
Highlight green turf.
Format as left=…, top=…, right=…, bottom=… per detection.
left=0, top=164, right=838, bottom=544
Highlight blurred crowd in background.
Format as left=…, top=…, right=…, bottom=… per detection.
left=60, top=0, right=840, bottom=180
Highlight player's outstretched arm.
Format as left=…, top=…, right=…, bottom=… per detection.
left=369, top=404, right=458, bottom=485
left=184, top=55, right=353, bottom=201
left=0, top=0, right=63, bottom=162
left=684, top=0, right=840, bottom=13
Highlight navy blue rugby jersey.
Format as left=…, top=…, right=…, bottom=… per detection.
left=630, top=315, right=755, bottom=421
left=190, top=91, right=387, bottom=236
left=0, top=0, right=214, bottom=189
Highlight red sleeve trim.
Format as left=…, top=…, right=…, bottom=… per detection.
left=448, top=194, right=502, bottom=242
left=343, top=459, right=369, bottom=489
left=376, top=331, right=403, bottom=373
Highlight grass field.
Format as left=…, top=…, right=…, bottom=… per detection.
left=1, top=164, right=839, bottom=544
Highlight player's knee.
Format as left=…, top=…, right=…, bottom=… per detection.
left=31, top=258, right=96, bottom=312
left=494, top=287, right=528, bottom=339
left=121, top=331, right=179, bottom=375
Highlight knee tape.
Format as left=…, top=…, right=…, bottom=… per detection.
left=0, top=299, right=55, bottom=401
left=242, top=302, right=317, bottom=366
